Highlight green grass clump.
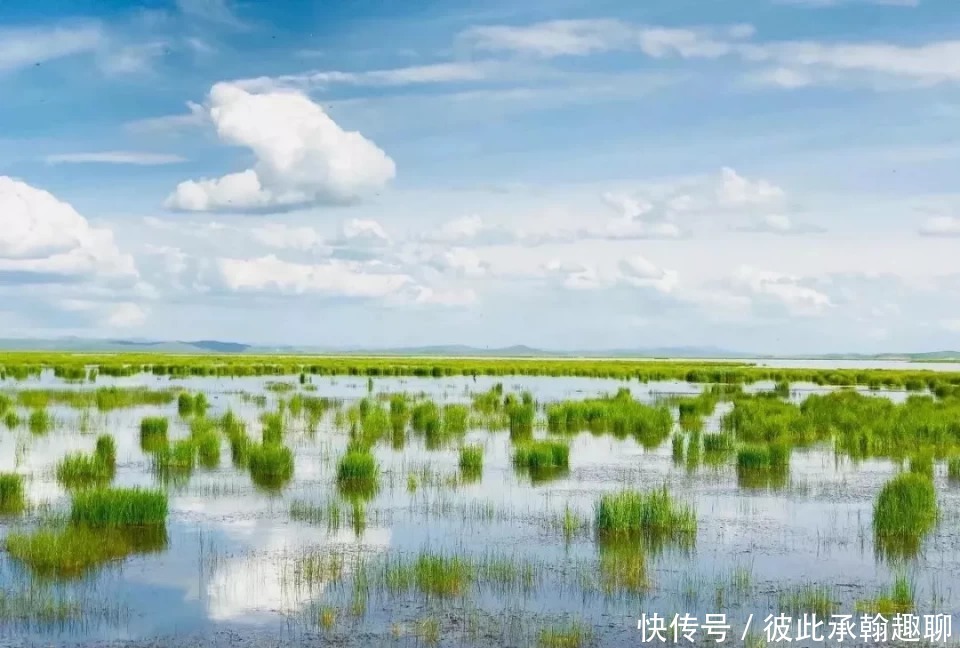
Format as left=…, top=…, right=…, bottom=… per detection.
left=28, top=408, right=52, bottom=434
left=949, top=457, right=960, bottom=483
left=908, top=453, right=934, bottom=479
left=856, top=575, right=915, bottom=615
left=539, top=621, right=590, bottom=648
left=247, top=443, right=294, bottom=492
left=0, top=473, right=25, bottom=514
left=779, top=584, right=837, bottom=618
left=56, top=453, right=114, bottom=490
left=3, top=410, right=20, bottom=429
left=95, top=435, right=116, bottom=467
left=260, top=412, right=285, bottom=444
left=514, top=440, right=569, bottom=470
left=703, top=433, right=735, bottom=453
left=140, top=417, right=169, bottom=453
left=70, top=487, right=168, bottom=527
left=459, top=445, right=484, bottom=472
left=513, top=439, right=570, bottom=483
left=442, top=404, right=469, bottom=436
left=595, top=487, right=696, bottom=547
left=151, top=438, right=197, bottom=483
left=873, top=472, right=937, bottom=559
left=735, top=443, right=791, bottom=490
left=178, top=392, right=207, bottom=417
left=336, top=449, right=379, bottom=498
left=547, top=391, right=672, bottom=447
left=5, top=525, right=167, bottom=579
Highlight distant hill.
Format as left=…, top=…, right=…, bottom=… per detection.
left=0, top=337, right=957, bottom=361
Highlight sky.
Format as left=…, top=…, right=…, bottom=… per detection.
left=2, top=0, right=960, bottom=354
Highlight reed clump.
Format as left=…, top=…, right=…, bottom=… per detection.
left=5, top=525, right=167, bottom=580
left=70, top=487, right=168, bottom=527
left=139, top=417, right=169, bottom=453
left=855, top=575, right=915, bottom=614
left=459, top=445, right=484, bottom=481
left=873, top=472, right=937, bottom=559
left=539, top=621, right=590, bottom=648
left=336, top=448, right=380, bottom=498
left=247, top=442, right=294, bottom=492
left=0, top=473, right=25, bottom=514
left=547, top=390, right=671, bottom=447
left=594, top=487, right=697, bottom=548
left=513, top=440, right=569, bottom=483
left=948, top=457, right=960, bottom=483
left=28, top=408, right=52, bottom=435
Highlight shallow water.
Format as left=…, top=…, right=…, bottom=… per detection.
left=1, top=371, right=958, bottom=647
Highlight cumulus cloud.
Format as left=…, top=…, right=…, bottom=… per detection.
left=618, top=255, right=679, bottom=293
left=726, top=265, right=832, bottom=316
left=0, top=176, right=137, bottom=281
left=717, top=167, right=785, bottom=207
left=540, top=255, right=678, bottom=293
left=105, top=302, right=148, bottom=328
left=734, top=213, right=825, bottom=234
left=427, top=248, right=489, bottom=278
left=918, top=216, right=960, bottom=237
left=165, top=83, right=395, bottom=212
left=214, top=255, right=410, bottom=297
left=249, top=224, right=328, bottom=252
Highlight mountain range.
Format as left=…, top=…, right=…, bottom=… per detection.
left=0, top=337, right=958, bottom=361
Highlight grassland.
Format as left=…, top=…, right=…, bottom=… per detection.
left=4, top=351, right=960, bottom=387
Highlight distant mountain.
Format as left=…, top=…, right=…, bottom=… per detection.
left=0, top=337, right=957, bottom=361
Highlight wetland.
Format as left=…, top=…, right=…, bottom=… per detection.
left=1, top=354, right=959, bottom=647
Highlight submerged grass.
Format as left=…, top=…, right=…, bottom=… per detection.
left=856, top=574, right=915, bottom=614
left=779, top=584, right=837, bottom=618
left=539, top=621, right=591, bottom=648
left=5, top=525, right=168, bottom=579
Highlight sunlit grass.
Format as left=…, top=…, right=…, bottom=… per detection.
left=70, top=487, right=168, bottom=527
left=0, top=473, right=25, bottom=514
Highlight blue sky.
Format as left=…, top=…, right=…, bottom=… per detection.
left=2, top=0, right=960, bottom=353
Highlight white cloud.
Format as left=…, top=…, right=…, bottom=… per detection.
left=175, top=0, right=247, bottom=29
left=427, top=248, right=489, bottom=278
left=734, top=213, right=825, bottom=234
left=402, top=285, right=479, bottom=307
left=165, top=83, right=395, bottom=212
left=918, top=216, right=960, bottom=237
left=249, top=224, right=327, bottom=251
left=45, top=152, right=186, bottom=165
left=618, top=255, right=679, bottom=293
left=539, top=255, right=678, bottom=293
left=728, top=265, right=832, bottom=316
left=421, top=215, right=518, bottom=246
left=0, top=176, right=137, bottom=280
left=743, top=40, right=960, bottom=85
left=105, top=302, right=148, bottom=328
left=124, top=102, right=207, bottom=133
left=717, top=167, right=785, bottom=207
left=461, top=19, right=635, bottom=58
left=236, top=62, right=496, bottom=92
left=340, top=219, right=390, bottom=244
left=214, top=255, right=410, bottom=298
left=460, top=20, right=748, bottom=60
left=0, top=24, right=104, bottom=72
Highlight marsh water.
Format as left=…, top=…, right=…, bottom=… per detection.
left=2, top=367, right=959, bottom=647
